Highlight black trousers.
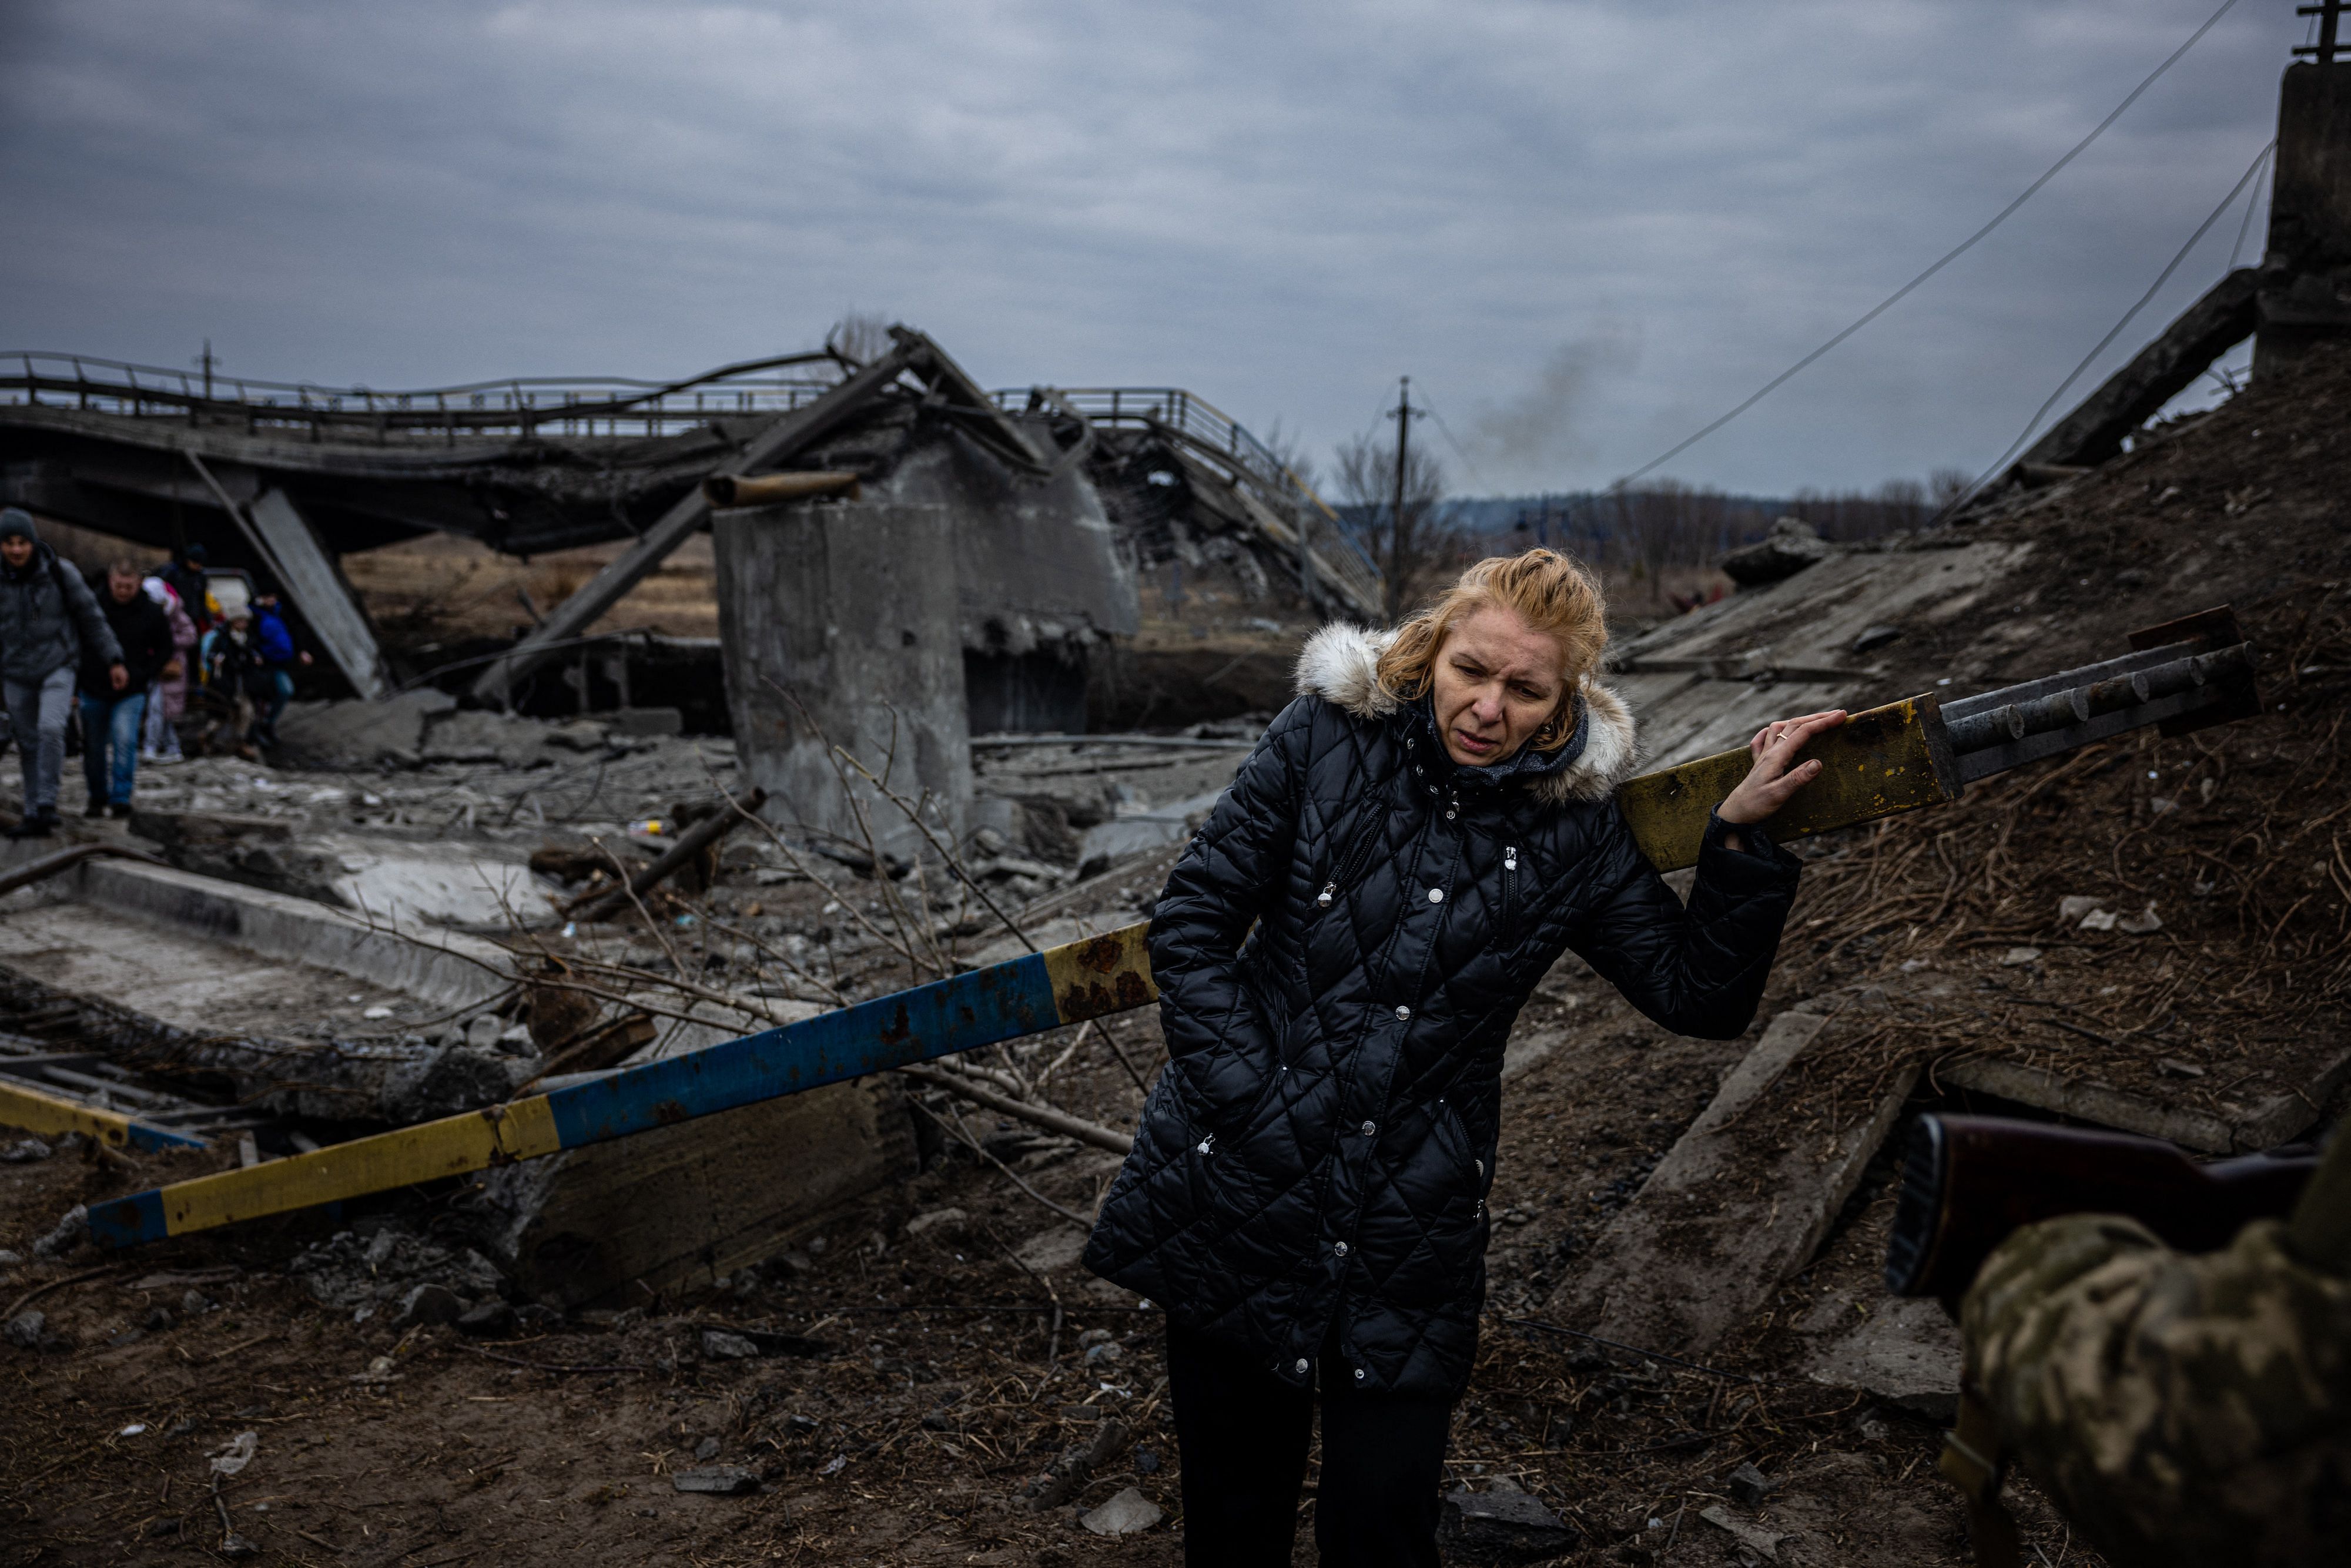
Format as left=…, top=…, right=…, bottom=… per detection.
left=1166, top=1322, right=1451, bottom=1568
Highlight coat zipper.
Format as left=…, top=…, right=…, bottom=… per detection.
left=1317, top=816, right=1385, bottom=910
left=1501, top=845, right=1519, bottom=935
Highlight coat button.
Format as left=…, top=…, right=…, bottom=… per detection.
left=1394, top=1004, right=1411, bottom=1021
left=1334, top=1241, right=1349, bottom=1257
left=1354, top=1368, right=1367, bottom=1382
left=1294, top=1358, right=1310, bottom=1375
left=1360, top=1120, right=1376, bottom=1137
left=1428, top=887, right=1444, bottom=903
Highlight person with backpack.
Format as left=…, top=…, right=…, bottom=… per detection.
left=247, top=592, right=310, bottom=749
left=0, top=508, right=123, bottom=839
left=139, top=572, right=197, bottom=765
left=79, top=558, right=173, bottom=818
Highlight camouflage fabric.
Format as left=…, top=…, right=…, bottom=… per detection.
left=1961, top=1130, right=2351, bottom=1568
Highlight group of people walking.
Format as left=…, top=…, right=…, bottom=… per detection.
left=0, top=507, right=304, bottom=839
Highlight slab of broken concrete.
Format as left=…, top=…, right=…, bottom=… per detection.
left=1546, top=1010, right=1918, bottom=1359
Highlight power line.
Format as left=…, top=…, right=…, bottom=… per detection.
left=2227, top=142, right=2273, bottom=270
left=1414, top=391, right=1492, bottom=493
left=1612, top=0, right=2244, bottom=491
left=1965, top=136, right=2276, bottom=501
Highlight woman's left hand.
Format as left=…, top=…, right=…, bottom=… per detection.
left=1718, top=709, right=1847, bottom=827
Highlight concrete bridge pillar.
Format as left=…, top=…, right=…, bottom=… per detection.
left=712, top=500, right=971, bottom=859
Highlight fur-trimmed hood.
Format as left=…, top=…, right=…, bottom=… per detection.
left=1294, top=622, right=1637, bottom=805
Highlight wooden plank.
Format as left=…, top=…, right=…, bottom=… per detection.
left=1617, top=695, right=1960, bottom=872
left=479, top=1080, right=916, bottom=1308
left=1938, top=1044, right=2351, bottom=1155
left=0, top=1078, right=209, bottom=1153
left=1548, top=1011, right=1920, bottom=1356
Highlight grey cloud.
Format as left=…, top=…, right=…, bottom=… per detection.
left=0, top=0, right=2300, bottom=496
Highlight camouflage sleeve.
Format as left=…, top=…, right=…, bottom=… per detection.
left=1961, top=1209, right=2351, bottom=1567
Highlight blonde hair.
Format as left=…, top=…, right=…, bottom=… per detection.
left=1373, top=550, right=1607, bottom=752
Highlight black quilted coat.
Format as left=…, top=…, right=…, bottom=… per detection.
left=1083, top=624, right=1804, bottom=1399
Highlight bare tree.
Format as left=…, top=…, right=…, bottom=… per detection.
left=1928, top=467, right=1974, bottom=518
left=1333, top=430, right=1450, bottom=621
left=1254, top=417, right=1320, bottom=500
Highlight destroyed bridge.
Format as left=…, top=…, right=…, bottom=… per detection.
left=0, top=327, right=1385, bottom=726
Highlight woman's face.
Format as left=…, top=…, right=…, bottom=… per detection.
left=1429, top=603, right=1569, bottom=767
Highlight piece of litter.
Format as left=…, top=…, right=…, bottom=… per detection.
left=1700, top=1505, right=1787, bottom=1562
left=361, top=1006, right=394, bottom=1020
left=820, top=1455, right=846, bottom=1475
left=2117, top=902, right=2163, bottom=935
left=672, top=1465, right=759, bottom=1495
left=2078, top=908, right=2118, bottom=932
left=209, top=1431, right=259, bottom=1476
left=2057, top=894, right=2105, bottom=923
left=1081, top=1486, right=1165, bottom=1536
left=2001, top=947, right=2042, bottom=967
left=118, top=1423, right=146, bottom=1436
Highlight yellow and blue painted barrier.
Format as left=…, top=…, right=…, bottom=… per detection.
left=85, top=923, right=1157, bottom=1249
left=0, top=1077, right=210, bottom=1154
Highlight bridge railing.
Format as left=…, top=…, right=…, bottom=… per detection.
left=0, top=350, right=850, bottom=441
left=994, top=386, right=1385, bottom=613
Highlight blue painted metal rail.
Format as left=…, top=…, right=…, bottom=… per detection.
left=83, top=924, right=1156, bottom=1249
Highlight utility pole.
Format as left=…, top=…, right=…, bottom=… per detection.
left=196, top=339, right=215, bottom=402
left=2259, top=1, right=2350, bottom=371
left=2292, top=0, right=2343, bottom=66
left=1386, top=375, right=1421, bottom=621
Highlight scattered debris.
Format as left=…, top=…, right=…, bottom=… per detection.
left=0, top=1137, right=52, bottom=1162
left=1079, top=1486, right=1164, bottom=1536
left=671, top=1465, right=761, bottom=1496
left=699, top=1328, right=760, bottom=1361
left=1436, top=1486, right=1580, bottom=1563
left=286, top=1227, right=506, bottom=1321
left=1850, top=624, right=1903, bottom=655
left=394, top=1282, right=465, bottom=1328
left=207, top=1431, right=259, bottom=1476
left=1700, top=1505, right=1789, bottom=1563
left=31, top=1204, right=88, bottom=1259
left=455, top=1299, right=517, bottom=1337
left=1727, top=1462, right=1779, bottom=1507
left=1720, top=517, right=1833, bottom=587
left=1019, top=1418, right=1131, bottom=1510
left=4, top=1309, right=46, bottom=1349
left=905, top=1207, right=969, bottom=1238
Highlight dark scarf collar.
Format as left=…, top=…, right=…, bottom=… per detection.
left=1406, top=693, right=1590, bottom=790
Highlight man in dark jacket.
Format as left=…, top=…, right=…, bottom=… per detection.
left=0, top=509, right=122, bottom=838
left=79, top=558, right=172, bottom=818
left=158, top=542, right=210, bottom=634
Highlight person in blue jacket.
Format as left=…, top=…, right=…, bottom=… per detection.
left=247, top=593, right=311, bottom=748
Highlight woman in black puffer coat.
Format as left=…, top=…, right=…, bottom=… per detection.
left=1083, top=550, right=1842, bottom=1568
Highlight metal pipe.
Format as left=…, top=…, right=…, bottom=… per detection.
left=1945, top=643, right=2253, bottom=760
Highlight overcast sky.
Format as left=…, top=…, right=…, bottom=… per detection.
left=0, top=1, right=2300, bottom=497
